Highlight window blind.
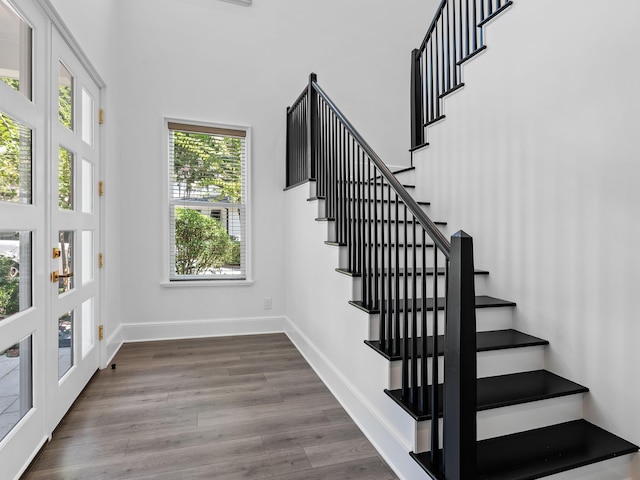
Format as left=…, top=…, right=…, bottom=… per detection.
left=168, top=123, right=247, bottom=280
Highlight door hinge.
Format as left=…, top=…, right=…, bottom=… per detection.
left=99, top=108, right=104, bottom=125
left=98, top=253, right=104, bottom=268
left=98, top=324, right=104, bottom=341
left=99, top=180, right=104, bottom=196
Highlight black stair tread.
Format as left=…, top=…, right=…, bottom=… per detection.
left=349, top=295, right=515, bottom=314
left=385, top=370, right=588, bottom=421
left=391, top=166, right=415, bottom=175
left=328, top=242, right=436, bottom=248
left=315, top=217, right=443, bottom=224
left=359, top=198, right=430, bottom=206
left=364, top=329, right=548, bottom=361
left=337, top=267, right=488, bottom=278
left=411, top=419, right=639, bottom=480
left=363, top=242, right=435, bottom=248
left=362, top=218, right=446, bottom=225
left=341, top=179, right=416, bottom=189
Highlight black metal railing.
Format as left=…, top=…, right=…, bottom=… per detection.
left=411, top=0, right=513, bottom=148
left=286, top=74, right=478, bottom=479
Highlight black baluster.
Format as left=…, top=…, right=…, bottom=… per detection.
left=431, top=247, right=440, bottom=469
left=410, top=216, right=418, bottom=407
left=387, top=185, right=393, bottom=354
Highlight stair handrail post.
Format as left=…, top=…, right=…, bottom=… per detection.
left=285, top=105, right=292, bottom=187
left=410, top=48, right=424, bottom=150
left=307, top=72, right=318, bottom=181
left=444, top=230, right=477, bottom=479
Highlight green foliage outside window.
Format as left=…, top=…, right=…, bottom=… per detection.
left=58, top=147, right=72, bottom=209
left=1, top=113, right=21, bottom=202
left=174, top=207, right=237, bottom=275
left=0, top=255, right=19, bottom=320
left=173, top=131, right=242, bottom=203
left=59, top=83, right=72, bottom=129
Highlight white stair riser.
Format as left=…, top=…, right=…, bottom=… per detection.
left=414, top=394, right=585, bottom=453
left=347, top=273, right=489, bottom=303
left=544, top=453, right=634, bottom=480
left=388, top=345, right=545, bottom=390
left=368, top=306, right=514, bottom=341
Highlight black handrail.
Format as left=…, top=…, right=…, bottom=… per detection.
left=411, top=0, right=513, bottom=149
left=311, top=80, right=451, bottom=257
left=286, top=74, right=478, bottom=480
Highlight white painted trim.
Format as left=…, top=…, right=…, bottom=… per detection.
left=122, top=316, right=286, bottom=343
left=284, top=316, right=416, bottom=480
left=36, top=0, right=106, bottom=88
left=103, top=323, right=123, bottom=369
left=11, top=435, right=47, bottom=480
left=161, top=117, right=253, bottom=284
left=160, top=280, right=254, bottom=288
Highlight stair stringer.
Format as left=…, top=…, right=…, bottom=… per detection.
left=283, top=182, right=428, bottom=480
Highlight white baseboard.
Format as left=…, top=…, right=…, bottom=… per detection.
left=121, top=315, right=287, bottom=343
left=283, top=317, right=424, bottom=480
left=103, top=323, right=124, bottom=369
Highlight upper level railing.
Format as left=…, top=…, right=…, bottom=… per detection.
left=411, top=0, right=513, bottom=149
left=286, top=73, right=478, bottom=479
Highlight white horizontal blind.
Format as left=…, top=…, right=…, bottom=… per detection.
left=168, top=122, right=247, bottom=280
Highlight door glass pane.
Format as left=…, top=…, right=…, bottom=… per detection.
left=81, top=230, right=93, bottom=284
left=0, top=112, right=32, bottom=204
left=58, top=62, right=73, bottom=129
left=81, top=158, right=93, bottom=213
left=58, top=311, right=73, bottom=379
left=58, top=146, right=73, bottom=210
left=58, top=230, right=74, bottom=294
left=0, top=231, right=31, bottom=322
left=81, top=298, right=93, bottom=357
left=81, top=88, right=93, bottom=146
left=0, top=1, right=32, bottom=100
left=0, top=335, right=32, bottom=441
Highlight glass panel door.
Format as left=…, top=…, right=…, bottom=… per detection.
left=0, top=1, right=47, bottom=476
left=48, top=28, right=101, bottom=431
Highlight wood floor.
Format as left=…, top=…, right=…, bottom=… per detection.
left=22, top=334, right=398, bottom=480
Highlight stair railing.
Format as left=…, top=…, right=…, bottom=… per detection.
left=286, top=73, right=478, bottom=479
left=411, top=0, right=513, bottom=149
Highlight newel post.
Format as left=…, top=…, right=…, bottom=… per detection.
left=307, top=72, right=318, bottom=181
left=285, top=105, right=292, bottom=187
left=444, top=231, right=477, bottom=479
left=410, top=49, right=424, bottom=149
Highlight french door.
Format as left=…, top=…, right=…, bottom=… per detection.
left=0, top=2, right=103, bottom=478
left=47, top=28, right=102, bottom=431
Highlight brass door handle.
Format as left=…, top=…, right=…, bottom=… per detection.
left=51, top=271, right=74, bottom=283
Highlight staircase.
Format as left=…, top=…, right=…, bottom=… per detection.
left=284, top=1, right=638, bottom=478
left=285, top=73, right=638, bottom=478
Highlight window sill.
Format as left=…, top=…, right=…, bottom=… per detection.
left=161, top=280, right=254, bottom=288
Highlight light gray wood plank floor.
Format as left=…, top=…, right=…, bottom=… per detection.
left=22, top=334, right=398, bottom=480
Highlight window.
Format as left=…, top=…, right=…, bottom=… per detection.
left=0, top=112, right=32, bottom=204
left=0, top=335, right=32, bottom=441
left=0, top=231, right=31, bottom=322
left=168, top=121, right=248, bottom=281
left=0, top=0, right=32, bottom=100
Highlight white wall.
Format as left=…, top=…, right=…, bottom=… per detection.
left=414, top=0, right=640, bottom=464
left=101, top=0, right=432, bottom=340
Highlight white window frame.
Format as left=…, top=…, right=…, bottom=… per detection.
left=162, top=117, right=252, bottom=287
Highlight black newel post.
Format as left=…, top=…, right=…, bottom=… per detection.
left=410, top=49, right=424, bottom=149
left=444, top=231, right=477, bottom=479
left=307, top=73, right=318, bottom=181
left=285, top=106, right=291, bottom=187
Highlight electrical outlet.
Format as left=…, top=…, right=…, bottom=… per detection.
left=264, top=297, right=272, bottom=310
